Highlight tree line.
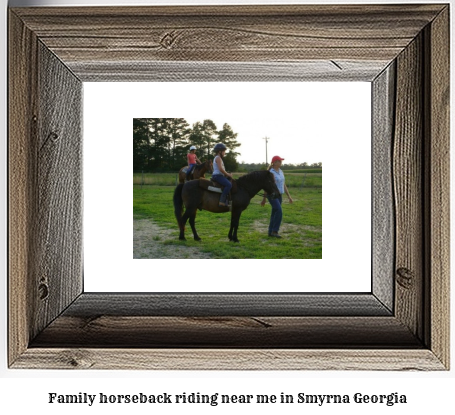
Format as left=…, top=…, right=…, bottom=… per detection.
left=238, top=162, right=322, bottom=172
left=133, top=118, right=322, bottom=173
left=133, top=118, right=241, bottom=172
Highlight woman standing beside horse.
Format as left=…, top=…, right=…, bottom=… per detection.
left=261, top=155, right=293, bottom=238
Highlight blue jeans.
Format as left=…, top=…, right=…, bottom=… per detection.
left=211, top=174, right=232, bottom=203
left=267, top=194, right=283, bottom=234
left=186, top=164, right=196, bottom=180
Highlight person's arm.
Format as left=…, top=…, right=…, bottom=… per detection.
left=284, top=183, right=293, bottom=203
left=261, top=193, right=267, bottom=206
left=196, top=156, right=202, bottom=164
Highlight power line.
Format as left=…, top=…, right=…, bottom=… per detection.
left=262, top=136, right=270, bottom=165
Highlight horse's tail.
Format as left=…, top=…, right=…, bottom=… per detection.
left=173, top=183, right=185, bottom=227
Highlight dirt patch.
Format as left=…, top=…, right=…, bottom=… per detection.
left=133, top=218, right=212, bottom=259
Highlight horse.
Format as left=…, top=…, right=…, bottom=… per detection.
left=178, top=159, right=213, bottom=183
left=173, top=170, right=280, bottom=243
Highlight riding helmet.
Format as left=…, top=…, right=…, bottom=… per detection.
left=189, top=145, right=197, bottom=150
left=213, top=143, right=227, bottom=152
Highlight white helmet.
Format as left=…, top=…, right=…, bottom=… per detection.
left=189, top=146, right=197, bottom=150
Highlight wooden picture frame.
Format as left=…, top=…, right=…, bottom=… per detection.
left=8, top=4, right=449, bottom=370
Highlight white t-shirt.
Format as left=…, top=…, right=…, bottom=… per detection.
left=270, top=168, right=285, bottom=194
left=212, top=155, right=225, bottom=176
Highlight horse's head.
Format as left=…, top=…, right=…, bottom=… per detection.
left=207, top=159, right=213, bottom=173
left=264, top=171, right=280, bottom=199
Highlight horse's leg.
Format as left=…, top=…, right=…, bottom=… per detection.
left=229, top=208, right=242, bottom=243
left=228, top=220, right=234, bottom=241
left=188, top=211, right=201, bottom=241
left=228, top=208, right=237, bottom=240
left=178, top=209, right=190, bottom=240
left=179, top=202, right=197, bottom=241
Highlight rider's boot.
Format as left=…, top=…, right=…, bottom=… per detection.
left=219, top=195, right=228, bottom=207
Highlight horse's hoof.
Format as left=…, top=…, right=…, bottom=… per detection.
left=194, top=237, right=201, bottom=241
left=179, top=237, right=186, bottom=241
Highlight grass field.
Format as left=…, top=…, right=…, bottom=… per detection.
left=133, top=172, right=322, bottom=259
left=133, top=171, right=322, bottom=188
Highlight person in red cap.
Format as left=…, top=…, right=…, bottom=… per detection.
left=260, top=155, right=293, bottom=238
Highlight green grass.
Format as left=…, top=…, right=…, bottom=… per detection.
left=280, top=173, right=322, bottom=188
left=133, top=180, right=322, bottom=259
left=282, top=168, right=322, bottom=174
left=133, top=173, right=179, bottom=186
left=133, top=171, right=322, bottom=188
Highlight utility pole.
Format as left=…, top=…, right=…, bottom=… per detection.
left=262, top=136, right=270, bottom=165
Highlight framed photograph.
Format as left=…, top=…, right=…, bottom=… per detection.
left=9, top=4, right=449, bottom=370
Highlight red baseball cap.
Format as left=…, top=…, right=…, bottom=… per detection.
left=271, top=156, right=285, bottom=163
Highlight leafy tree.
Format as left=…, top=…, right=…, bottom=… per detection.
left=148, top=118, right=170, bottom=170
left=165, top=118, right=190, bottom=169
left=188, top=122, right=206, bottom=156
left=201, top=119, right=218, bottom=160
left=133, top=118, right=242, bottom=172
left=218, top=123, right=241, bottom=171
left=133, top=118, right=151, bottom=172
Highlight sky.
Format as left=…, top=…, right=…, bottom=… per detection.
left=174, top=82, right=371, bottom=165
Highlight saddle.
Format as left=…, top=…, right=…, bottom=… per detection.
left=198, top=177, right=237, bottom=194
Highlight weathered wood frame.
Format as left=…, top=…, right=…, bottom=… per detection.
left=8, top=5, right=449, bottom=370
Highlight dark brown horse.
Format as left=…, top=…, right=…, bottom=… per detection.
left=173, top=170, right=280, bottom=242
left=178, top=159, right=213, bottom=184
